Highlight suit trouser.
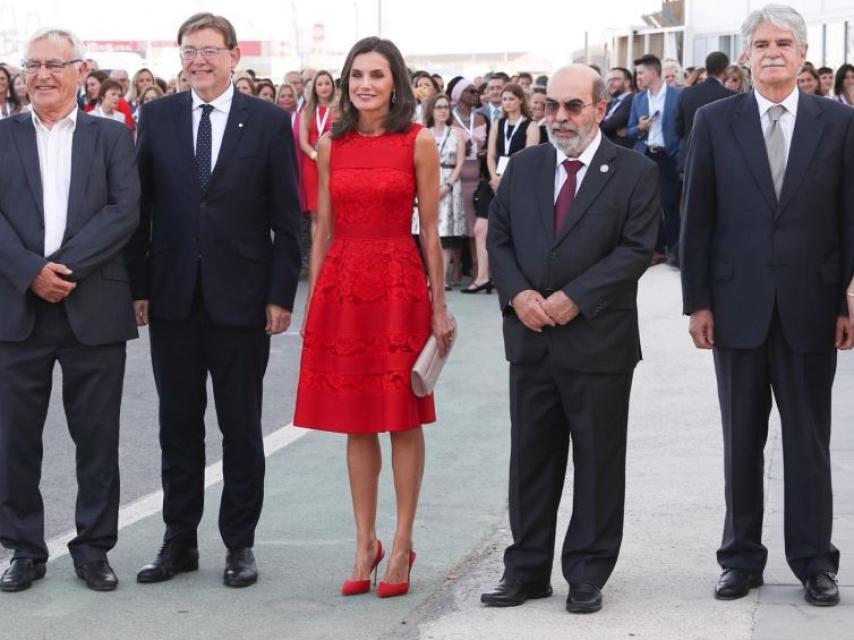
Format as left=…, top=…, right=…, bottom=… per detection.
left=713, top=309, right=839, bottom=582
left=503, top=351, right=633, bottom=588
left=0, top=300, right=125, bottom=565
left=149, top=287, right=270, bottom=549
left=646, top=150, right=680, bottom=254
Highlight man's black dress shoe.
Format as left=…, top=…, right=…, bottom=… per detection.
left=137, top=542, right=200, bottom=583
left=224, top=547, right=257, bottom=588
left=480, top=578, right=553, bottom=607
left=0, top=559, right=46, bottom=593
left=714, top=568, right=763, bottom=600
left=804, top=571, right=839, bottom=606
left=75, top=560, right=118, bottom=591
left=566, top=583, right=602, bottom=613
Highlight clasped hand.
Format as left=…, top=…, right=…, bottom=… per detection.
left=512, top=289, right=580, bottom=333
left=30, top=262, right=75, bottom=303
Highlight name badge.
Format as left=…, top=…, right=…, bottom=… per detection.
left=496, top=155, right=510, bottom=175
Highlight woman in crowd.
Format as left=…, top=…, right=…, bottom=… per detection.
left=685, top=67, right=707, bottom=87
left=294, top=36, right=454, bottom=599
left=255, top=79, right=276, bottom=102
left=130, top=68, right=155, bottom=111
left=83, top=70, right=108, bottom=111
left=449, top=78, right=488, bottom=278
left=833, top=64, right=854, bottom=106
left=425, top=92, right=466, bottom=288
left=92, top=78, right=128, bottom=125
left=276, top=82, right=308, bottom=223
left=138, top=85, right=164, bottom=108
left=299, top=70, right=337, bottom=234
left=11, top=73, right=29, bottom=112
left=797, top=66, right=821, bottom=95
left=0, top=66, right=21, bottom=119
left=235, top=75, right=255, bottom=96
left=724, top=64, right=750, bottom=93
left=412, top=70, right=438, bottom=123
left=467, top=83, right=538, bottom=295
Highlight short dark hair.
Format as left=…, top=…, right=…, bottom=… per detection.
left=177, top=12, right=238, bottom=49
left=535, top=74, right=548, bottom=87
left=532, top=86, right=546, bottom=95
left=610, top=67, right=633, bottom=84
left=705, top=51, right=730, bottom=76
left=98, top=78, right=123, bottom=101
left=634, top=54, right=662, bottom=76
left=817, top=66, right=833, bottom=75
left=255, top=79, right=276, bottom=97
left=332, top=36, right=416, bottom=139
left=589, top=64, right=602, bottom=75
left=423, top=93, right=452, bottom=127
left=517, top=72, right=533, bottom=82
left=487, top=71, right=510, bottom=84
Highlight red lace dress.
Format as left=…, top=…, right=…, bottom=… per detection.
left=294, top=124, right=436, bottom=433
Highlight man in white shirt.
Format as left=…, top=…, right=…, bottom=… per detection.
left=0, top=27, right=139, bottom=593
left=483, top=64, right=660, bottom=614
left=681, top=3, right=854, bottom=607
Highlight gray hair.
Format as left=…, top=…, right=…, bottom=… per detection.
left=26, top=27, right=87, bottom=60
left=592, top=76, right=608, bottom=103
left=741, top=4, right=808, bottom=52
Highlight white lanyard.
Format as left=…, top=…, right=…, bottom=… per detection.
left=290, top=111, right=297, bottom=126
left=315, top=105, right=330, bottom=135
left=453, top=108, right=473, bottom=137
left=433, top=126, right=450, bottom=154
left=503, top=117, right=526, bottom=154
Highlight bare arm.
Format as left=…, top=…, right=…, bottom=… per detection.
left=299, top=107, right=315, bottom=158
left=524, top=120, right=540, bottom=147
left=486, top=122, right=499, bottom=181
left=415, top=128, right=455, bottom=355
left=302, top=134, right=334, bottom=334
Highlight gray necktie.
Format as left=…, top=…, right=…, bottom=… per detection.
left=765, top=104, right=786, bottom=200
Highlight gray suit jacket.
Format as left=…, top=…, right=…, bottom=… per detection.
left=0, top=109, right=140, bottom=345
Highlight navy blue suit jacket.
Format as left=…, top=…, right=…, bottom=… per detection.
left=628, top=84, right=682, bottom=157
left=681, top=91, right=854, bottom=353
left=127, top=89, right=302, bottom=327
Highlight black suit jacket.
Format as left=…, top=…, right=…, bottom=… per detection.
left=676, top=77, right=735, bottom=171
left=487, top=137, right=660, bottom=373
left=0, top=110, right=140, bottom=345
left=680, top=91, right=854, bottom=353
left=600, top=93, right=634, bottom=148
left=127, top=89, right=302, bottom=327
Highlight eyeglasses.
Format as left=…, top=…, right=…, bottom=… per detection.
left=22, top=59, right=81, bottom=75
left=180, top=46, right=231, bottom=61
left=434, top=104, right=450, bottom=110
left=544, top=99, right=597, bottom=117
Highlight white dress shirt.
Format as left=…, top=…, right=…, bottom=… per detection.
left=647, top=83, right=667, bottom=148
left=191, top=83, right=234, bottom=174
left=91, top=105, right=126, bottom=124
left=553, top=130, right=603, bottom=202
left=755, top=86, right=799, bottom=163
left=33, top=108, right=78, bottom=257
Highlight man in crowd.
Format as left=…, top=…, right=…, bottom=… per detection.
left=478, top=72, right=509, bottom=123
left=629, top=53, right=683, bottom=267
left=681, top=3, right=854, bottom=607
left=110, top=68, right=130, bottom=97
left=600, top=67, right=634, bottom=148
left=818, top=65, right=834, bottom=95
left=128, top=12, right=301, bottom=588
left=676, top=50, right=735, bottom=170
left=0, top=27, right=139, bottom=592
left=482, top=64, right=660, bottom=614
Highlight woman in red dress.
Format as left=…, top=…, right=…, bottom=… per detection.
left=294, top=37, right=455, bottom=598
left=299, top=70, right=336, bottom=234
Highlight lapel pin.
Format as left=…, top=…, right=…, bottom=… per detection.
left=238, top=122, right=244, bottom=128
left=600, top=164, right=609, bottom=173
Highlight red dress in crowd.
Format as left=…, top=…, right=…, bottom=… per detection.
left=294, top=124, right=436, bottom=433
left=301, top=104, right=335, bottom=211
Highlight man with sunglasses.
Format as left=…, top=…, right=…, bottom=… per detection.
left=0, top=28, right=140, bottom=592
left=483, top=64, right=660, bottom=614
left=126, top=12, right=301, bottom=588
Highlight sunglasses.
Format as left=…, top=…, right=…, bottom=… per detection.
left=544, top=99, right=597, bottom=116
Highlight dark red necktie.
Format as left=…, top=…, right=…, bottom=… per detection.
left=554, top=159, right=585, bottom=234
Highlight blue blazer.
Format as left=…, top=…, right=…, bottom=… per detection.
left=628, top=84, right=682, bottom=158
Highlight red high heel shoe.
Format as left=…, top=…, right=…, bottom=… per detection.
left=341, top=540, right=384, bottom=596
left=377, top=550, right=416, bottom=598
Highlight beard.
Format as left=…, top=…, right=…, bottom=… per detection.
left=546, top=119, right=598, bottom=157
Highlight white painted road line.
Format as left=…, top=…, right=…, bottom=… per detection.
left=45, top=422, right=307, bottom=563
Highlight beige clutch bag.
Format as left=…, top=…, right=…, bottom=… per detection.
left=411, top=332, right=455, bottom=398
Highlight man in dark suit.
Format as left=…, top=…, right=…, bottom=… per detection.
left=0, top=28, right=139, bottom=593
left=681, top=5, right=854, bottom=607
left=127, top=13, right=301, bottom=588
left=481, top=64, right=660, bottom=614
left=628, top=53, right=683, bottom=266
left=675, top=51, right=735, bottom=171
left=600, top=67, right=634, bottom=148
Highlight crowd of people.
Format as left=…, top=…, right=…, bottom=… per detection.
left=0, top=2, right=852, bottom=619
